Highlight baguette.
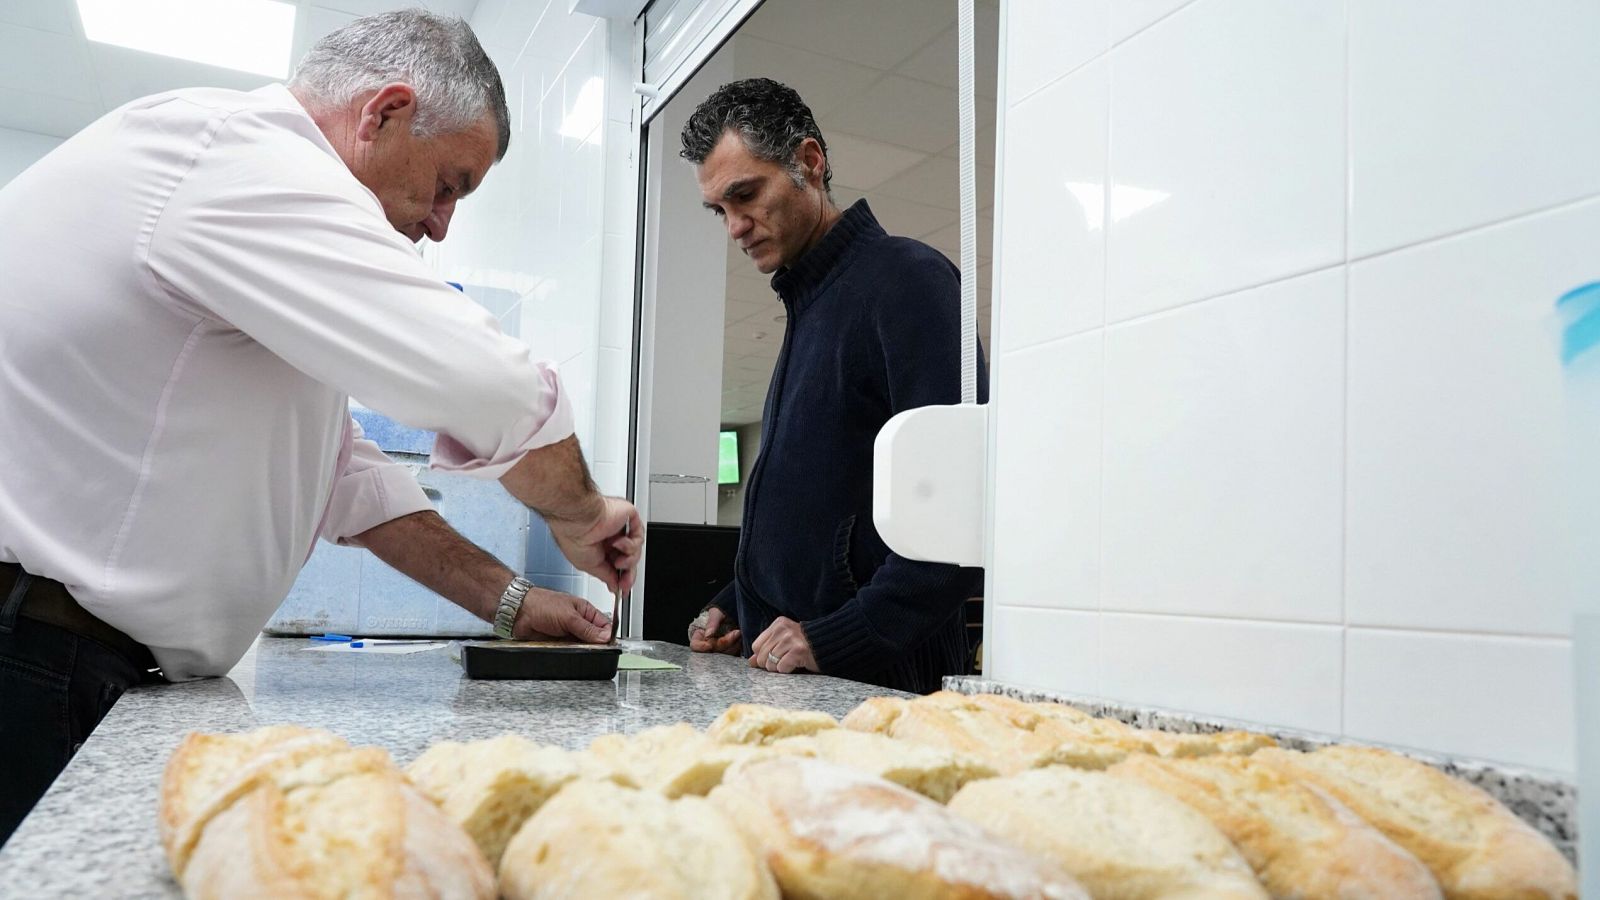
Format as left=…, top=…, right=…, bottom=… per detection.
left=710, top=756, right=1088, bottom=899
left=1253, top=747, right=1575, bottom=899
left=1110, top=754, right=1440, bottom=899
left=948, top=766, right=1266, bottom=899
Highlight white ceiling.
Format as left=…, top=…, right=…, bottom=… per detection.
left=718, top=0, right=999, bottom=426
left=0, top=0, right=478, bottom=139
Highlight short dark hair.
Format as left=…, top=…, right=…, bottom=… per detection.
left=679, top=78, right=831, bottom=193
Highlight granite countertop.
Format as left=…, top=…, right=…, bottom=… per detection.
left=0, top=637, right=900, bottom=897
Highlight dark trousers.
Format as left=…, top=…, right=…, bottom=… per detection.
left=0, top=589, right=146, bottom=848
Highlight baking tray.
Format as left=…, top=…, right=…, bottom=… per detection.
left=459, top=640, right=621, bottom=680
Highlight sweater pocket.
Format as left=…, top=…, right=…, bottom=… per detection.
left=832, top=515, right=860, bottom=596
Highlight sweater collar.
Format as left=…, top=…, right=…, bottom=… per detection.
left=770, top=199, right=884, bottom=311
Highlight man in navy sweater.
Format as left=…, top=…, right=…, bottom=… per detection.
left=681, top=78, right=986, bottom=694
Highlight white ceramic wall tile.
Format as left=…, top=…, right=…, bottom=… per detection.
left=599, top=231, right=635, bottom=350
left=1099, top=613, right=1343, bottom=733
left=1109, top=0, right=1196, bottom=44
left=1348, top=0, right=1600, bottom=257
left=1003, top=0, right=1107, bottom=107
left=1101, top=269, right=1344, bottom=622
left=1105, top=0, right=1343, bottom=322
left=1346, top=198, right=1600, bottom=636
left=997, top=59, right=1106, bottom=351
left=992, top=332, right=1102, bottom=610
left=593, top=346, right=630, bottom=465
left=1344, top=629, right=1575, bottom=773
left=986, top=607, right=1099, bottom=694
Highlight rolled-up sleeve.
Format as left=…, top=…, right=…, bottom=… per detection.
left=317, top=418, right=434, bottom=545
left=144, top=109, right=574, bottom=478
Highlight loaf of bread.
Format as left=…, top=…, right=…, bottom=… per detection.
left=405, top=734, right=613, bottom=869
left=160, top=724, right=349, bottom=871
left=162, top=728, right=495, bottom=899
left=706, top=703, right=839, bottom=744
left=710, top=756, right=1088, bottom=899
left=499, top=779, right=778, bottom=900
left=948, top=766, right=1267, bottom=899
left=1110, top=754, right=1441, bottom=898
left=841, top=695, right=912, bottom=733
left=589, top=723, right=799, bottom=797
left=1254, top=746, right=1576, bottom=899
left=771, top=728, right=998, bottom=803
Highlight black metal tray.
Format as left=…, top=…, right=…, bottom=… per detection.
left=459, top=641, right=622, bottom=680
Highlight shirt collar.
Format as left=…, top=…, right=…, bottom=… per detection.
left=770, top=199, right=884, bottom=313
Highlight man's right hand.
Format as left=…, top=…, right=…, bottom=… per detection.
left=515, top=586, right=613, bottom=643
left=689, top=606, right=742, bottom=655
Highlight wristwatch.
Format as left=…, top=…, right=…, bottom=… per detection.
left=493, top=576, right=533, bottom=639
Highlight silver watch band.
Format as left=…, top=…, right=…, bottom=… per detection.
left=493, top=576, right=533, bottom=639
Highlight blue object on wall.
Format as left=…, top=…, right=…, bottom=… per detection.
left=1557, top=281, right=1600, bottom=365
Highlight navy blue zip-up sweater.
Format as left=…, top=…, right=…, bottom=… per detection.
left=711, top=200, right=987, bottom=694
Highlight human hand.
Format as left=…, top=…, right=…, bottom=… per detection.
left=748, top=616, right=817, bottom=674
left=514, top=586, right=613, bottom=643
left=549, top=496, right=643, bottom=594
left=688, top=606, right=742, bottom=655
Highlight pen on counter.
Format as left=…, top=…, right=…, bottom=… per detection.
left=310, top=633, right=354, bottom=642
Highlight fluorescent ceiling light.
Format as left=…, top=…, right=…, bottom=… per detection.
left=559, top=77, right=604, bottom=140
left=76, top=0, right=296, bottom=79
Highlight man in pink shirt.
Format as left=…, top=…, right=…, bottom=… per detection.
left=0, top=11, right=639, bottom=843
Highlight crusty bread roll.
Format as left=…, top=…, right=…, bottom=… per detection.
left=1254, top=747, right=1576, bottom=900
left=710, top=756, right=1089, bottom=899
left=160, top=725, right=349, bottom=871
left=499, top=779, right=778, bottom=900
left=706, top=703, right=839, bottom=745
left=405, top=734, right=614, bottom=869
left=1110, top=754, right=1441, bottom=899
left=771, top=728, right=998, bottom=803
left=948, top=766, right=1267, bottom=899
left=589, top=723, right=798, bottom=797
left=841, top=695, right=912, bottom=733
left=163, top=729, right=494, bottom=899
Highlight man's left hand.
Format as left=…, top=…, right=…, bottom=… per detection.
left=749, top=617, right=817, bottom=674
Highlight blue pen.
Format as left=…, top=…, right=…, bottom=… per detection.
left=310, top=633, right=355, bottom=642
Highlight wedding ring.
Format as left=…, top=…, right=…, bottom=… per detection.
left=766, top=652, right=781, bottom=667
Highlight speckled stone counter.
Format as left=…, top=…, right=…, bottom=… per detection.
left=0, top=637, right=902, bottom=898
left=946, top=675, right=1579, bottom=863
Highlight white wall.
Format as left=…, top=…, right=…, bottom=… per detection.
left=428, top=0, right=634, bottom=610
left=640, top=54, right=735, bottom=525
left=0, top=127, right=60, bottom=186
left=986, top=0, right=1599, bottom=775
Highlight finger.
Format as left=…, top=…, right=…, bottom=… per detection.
left=615, top=567, right=635, bottom=594
left=749, top=628, right=771, bottom=663
left=776, top=651, right=798, bottom=674
left=569, top=598, right=610, bottom=643
left=716, top=630, right=741, bottom=653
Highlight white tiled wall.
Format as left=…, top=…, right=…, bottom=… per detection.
left=987, top=0, right=1599, bottom=774
left=428, top=0, right=637, bottom=609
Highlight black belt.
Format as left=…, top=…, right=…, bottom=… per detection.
left=0, top=563, right=157, bottom=672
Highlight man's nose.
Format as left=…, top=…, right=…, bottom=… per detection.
left=726, top=212, right=753, bottom=241
left=427, top=199, right=457, bottom=242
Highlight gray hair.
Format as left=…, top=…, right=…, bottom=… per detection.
left=290, top=9, right=510, bottom=159
left=681, top=78, right=832, bottom=194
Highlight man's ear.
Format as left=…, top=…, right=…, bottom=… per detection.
left=355, top=83, right=418, bottom=143
left=797, top=137, right=828, bottom=189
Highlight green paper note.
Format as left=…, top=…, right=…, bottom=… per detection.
left=616, top=653, right=681, bottom=671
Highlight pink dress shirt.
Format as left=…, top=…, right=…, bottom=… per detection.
left=0, top=84, right=571, bottom=680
